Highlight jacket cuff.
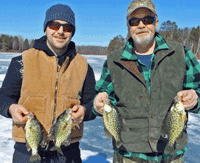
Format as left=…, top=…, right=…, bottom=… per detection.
left=188, top=101, right=200, bottom=114
left=91, top=96, right=102, bottom=117
left=82, top=101, right=97, bottom=121
left=188, top=89, right=200, bottom=114
left=0, top=102, right=15, bottom=118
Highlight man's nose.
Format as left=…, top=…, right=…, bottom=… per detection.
left=57, top=25, right=64, bottom=34
left=137, top=20, right=145, bottom=28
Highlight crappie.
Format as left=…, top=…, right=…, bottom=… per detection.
left=161, top=96, right=187, bottom=155
left=25, top=112, right=46, bottom=162
left=48, top=109, right=72, bottom=155
left=103, top=99, right=123, bottom=148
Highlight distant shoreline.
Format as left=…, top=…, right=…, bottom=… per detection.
left=0, top=52, right=21, bottom=54
left=0, top=52, right=107, bottom=56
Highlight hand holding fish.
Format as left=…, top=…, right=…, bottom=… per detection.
left=9, top=104, right=29, bottom=124
left=71, top=105, right=86, bottom=124
left=94, top=92, right=109, bottom=115
left=177, top=89, right=198, bottom=110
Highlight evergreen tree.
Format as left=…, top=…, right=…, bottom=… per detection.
left=0, top=34, right=9, bottom=51
left=107, top=35, right=125, bottom=54
left=29, top=39, right=35, bottom=48
left=23, top=39, right=30, bottom=51
left=8, top=36, right=13, bottom=51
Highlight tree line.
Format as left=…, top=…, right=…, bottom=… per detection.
left=0, top=34, right=34, bottom=52
left=107, top=20, right=200, bottom=59
left=0, top=34, right=107, bottom=55
left=76, top=46, right=107, bottom=55
left=159, top=20, right=200, bottom=58
left=1, top=20, right=200, bottom=57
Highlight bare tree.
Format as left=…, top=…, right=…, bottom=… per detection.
left=12, top=36, right=19, bottom=51
left=183, top=28, right=191, bottom=46
left=190, top=41, right=194, bottom=53
left=18, top=36, right=24, bottom=52
left=196, top=37, right=200, bottom=57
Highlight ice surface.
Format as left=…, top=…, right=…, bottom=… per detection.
left=0, top=53, right=199, bottom=163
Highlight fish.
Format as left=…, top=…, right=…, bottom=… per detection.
left=25, top=112, right=47, bottom=162
left=48, top=109, right=73, bottom=155
left=161, top=96, right=187, bottom=155
left=102, top=99, right=123, bottom=148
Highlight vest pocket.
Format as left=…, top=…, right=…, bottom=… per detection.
left=19, top=95, right=47, bottom=126
left=121, top=119, right=149, bottom=143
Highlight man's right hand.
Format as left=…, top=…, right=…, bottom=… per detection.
left=94, top=92, right=108, bottom=115
left=9, top=104, right=29, bottom=124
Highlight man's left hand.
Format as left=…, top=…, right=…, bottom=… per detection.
left=177, top=89, right=198, bottom=110
left=71, top=105, right=86, bottom=124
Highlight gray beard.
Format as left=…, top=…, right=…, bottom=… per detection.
left=134, top=34, right=154, bottom=46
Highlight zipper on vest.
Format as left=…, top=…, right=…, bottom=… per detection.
left=51, top=56, right=70, bottom=124
left=52, top=56, right=60, bottom=124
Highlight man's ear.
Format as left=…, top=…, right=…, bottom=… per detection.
left=155, top=18, right=159, bottom=31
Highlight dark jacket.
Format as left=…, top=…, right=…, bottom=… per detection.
left=0, top=36, right=96, bottom=121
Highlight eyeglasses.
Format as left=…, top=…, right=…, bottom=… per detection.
left=48, top=21, right=73, bottom=32
left=128, top=16, right=156, bottom=26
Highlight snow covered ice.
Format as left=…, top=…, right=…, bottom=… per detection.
left=0, top=53, right=199, bottom=163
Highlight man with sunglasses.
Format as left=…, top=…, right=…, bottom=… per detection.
left=0, top=4, right=96, bottom=163
left=93, top=0, right=200, bottom=162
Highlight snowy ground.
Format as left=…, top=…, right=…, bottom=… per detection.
left=0, top=53, right=199, bottom=163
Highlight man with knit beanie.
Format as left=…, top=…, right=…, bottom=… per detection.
left=0, top=4, right=96, bottom=163
left=93, top=0, right=200, bottom=162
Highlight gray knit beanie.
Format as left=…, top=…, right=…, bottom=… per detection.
left=44, top=4, right=75, bottom=36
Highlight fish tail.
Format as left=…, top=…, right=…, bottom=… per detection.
left=116, top=140, right=123, bottom=148
left=29, top=153, right=41, bottom=162
left=164, top=143, right=175, bottom=156
left=115, top=136, right=123, bottom=148
left=50, top=146, right=64, bottom=155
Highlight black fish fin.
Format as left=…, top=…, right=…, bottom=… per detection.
left=25, top=139, right=31, bottom=152
left=50, top=146, right=64, bottom=155
left=41, top=130, right=49, bottom=149
left=116, top=140, right=123, bottom=148
left=62, top=140, right=71, bottom=147
left=164, top=142, right=175, bottom=156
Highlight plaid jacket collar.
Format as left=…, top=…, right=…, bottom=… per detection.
left=120, top=32, right=169, bottom=61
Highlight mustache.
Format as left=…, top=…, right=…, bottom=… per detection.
left=136, top=30, right=149, bottom=34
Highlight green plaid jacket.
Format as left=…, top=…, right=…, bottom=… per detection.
left=94, top=33, right=200, bottom=162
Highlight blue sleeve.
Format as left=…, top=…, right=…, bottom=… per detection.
left=0, top=55, right=23, bottom=118
left=81, top=64, right=97, bottom=121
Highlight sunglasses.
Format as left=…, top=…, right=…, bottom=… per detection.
left=128, top=16, right=156, bottom=26
left=48, top=21, right=73, bottom=32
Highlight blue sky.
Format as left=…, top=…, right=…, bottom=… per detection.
left=0, top=0, right=199, bottom=47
